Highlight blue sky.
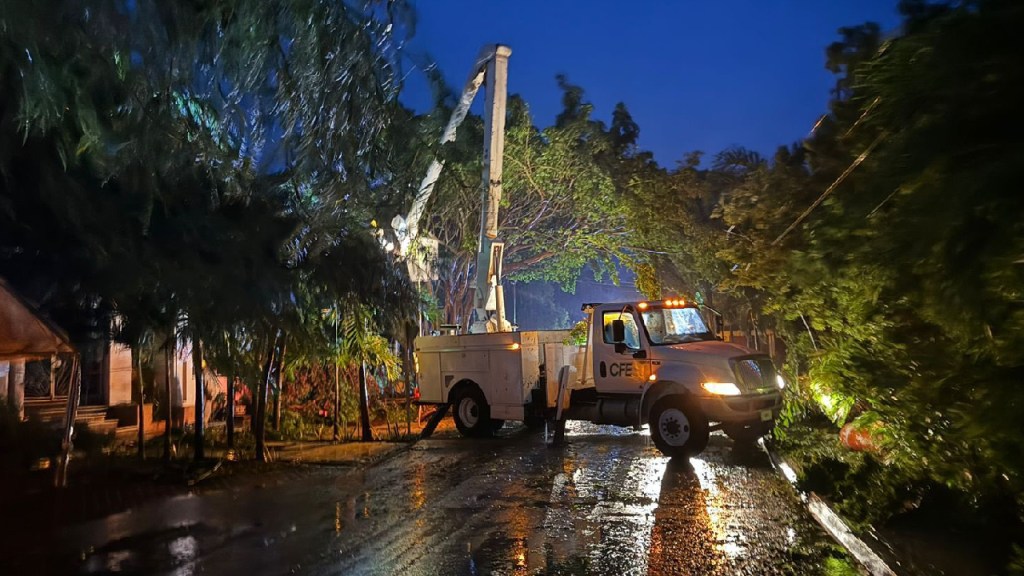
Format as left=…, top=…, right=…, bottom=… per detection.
left=402, top=1, right=902, bottom=166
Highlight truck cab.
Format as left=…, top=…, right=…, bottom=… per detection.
left=586, top=300, right=783, bottom=455
left=414, top=298, right=783, bottom=457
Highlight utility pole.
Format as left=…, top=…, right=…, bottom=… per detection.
left=469, top=44, right=512, bottom=333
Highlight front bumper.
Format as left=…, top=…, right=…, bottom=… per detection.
left=700, top=391, right=782, bottom=424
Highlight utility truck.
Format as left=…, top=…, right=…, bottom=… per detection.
left=396, top=44, right=782, bottom=455
left=415, top=299, right=783, bottom=456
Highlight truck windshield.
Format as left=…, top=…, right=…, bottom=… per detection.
left=641, top=307, right=713, bottom=344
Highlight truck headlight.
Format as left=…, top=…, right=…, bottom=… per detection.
left=702, top=382, right=741, bottom=396
left=776, top=374, right=786, bottom=390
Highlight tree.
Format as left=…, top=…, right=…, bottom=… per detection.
left=414, top=82, right=636, bottom=326
left=337, top=299, right=401, bottom=442
left=0, top=0, right=418, bottom=460
left=670, top=0, right=1024, bottom=536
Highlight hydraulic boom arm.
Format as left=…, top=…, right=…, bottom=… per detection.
left=391, top=44, right=512, bottom=334
left=392, top=45, right=510, bottom=260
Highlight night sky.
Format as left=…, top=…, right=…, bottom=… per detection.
left=403, top=1, right=902, bottom=166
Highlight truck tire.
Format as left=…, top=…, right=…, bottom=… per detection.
left=649, top=396, right=709, bottom=457
left=453, top=387, right=493, bottom=438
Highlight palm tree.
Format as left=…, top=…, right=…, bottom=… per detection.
left=339, top=299, right=401, bottom=441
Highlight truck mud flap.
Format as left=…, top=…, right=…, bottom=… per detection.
left=419, top=402, right=451, bottom=439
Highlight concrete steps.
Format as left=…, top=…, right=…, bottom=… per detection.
left=24, top=400, right=123, bottom=437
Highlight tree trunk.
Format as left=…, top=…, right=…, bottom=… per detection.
left=163, top=333, right=173, bottom=462
left=192, top=337, right=205, bottom=460
left=272, top=338, right=287, bottom=431
left=226, top=368, right=235, bottom=449
left=271, top=380, right=280, bottom=431
left=359, top=363, right=373, bottom=441
left=254, top=333, right=278, bottom=462
left=333, top=357, right=340, bottom=441
left=403, top=329, right=416, bottom=436
left=132, top=342, right=145, bottom=460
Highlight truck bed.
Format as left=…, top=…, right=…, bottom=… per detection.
left=414, top=330, right=572, bottom=420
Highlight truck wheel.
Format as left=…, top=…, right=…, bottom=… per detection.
left=453, top=387, right=493, bottom=437
left=649, top=397, right=709, bottom=457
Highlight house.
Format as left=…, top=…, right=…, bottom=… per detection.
left=0, top=277, right=75, bottom=419
left=1, top=277, right=221, bottom=440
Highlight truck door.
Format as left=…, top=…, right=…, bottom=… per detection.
left=594, top=309, right=651, bottom=394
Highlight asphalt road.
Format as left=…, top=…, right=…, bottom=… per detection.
left=36, top=422, right=853, bottom=575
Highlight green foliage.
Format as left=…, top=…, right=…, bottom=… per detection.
left=615, top=2, right=1024, bottom=563
left=1010, top=545, right=1024, bottom=576
left=377, top=401, right=418, bottom=441
left=1, top=0, right=419, bottom=459
left=417, top=84, right=637, bottom=324
left=822, top=556, right=861, bottom=576
left=776, top=418, right=921, bottom=529
left=565, top=320, right=589, bottom=346
left=1, top=0, right=416, bottom=360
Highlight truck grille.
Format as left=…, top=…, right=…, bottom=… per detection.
left=733, top=357, right=776, bottom=392
left=724, top=395, right=781, bottom=411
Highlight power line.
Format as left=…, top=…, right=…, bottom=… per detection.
left=772, top=131, right=887, bottom=246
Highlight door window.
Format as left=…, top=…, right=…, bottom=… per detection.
left=602, top=311, right=640, bottom=349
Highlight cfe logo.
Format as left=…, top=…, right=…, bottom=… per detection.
left=609, top=362, right=634, bottom=377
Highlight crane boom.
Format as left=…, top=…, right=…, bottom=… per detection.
left=390, top=44, right=512, bottom=334
left=393, top=45, right=508, bottom=258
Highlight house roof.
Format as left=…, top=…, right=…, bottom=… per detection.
left=0, top=277, right=75, bottom=359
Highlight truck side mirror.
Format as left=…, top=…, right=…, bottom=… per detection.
left=715, top=316, right=724, bottom=339
left=611, top=319, right=625, bottom=343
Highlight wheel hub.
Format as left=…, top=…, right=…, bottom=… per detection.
left=658, top=408, right=691, bottom=446
left=459, top=398, right=479, bottom=427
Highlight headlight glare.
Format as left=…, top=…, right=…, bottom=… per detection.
left=702, top=382, right=741, bottom=396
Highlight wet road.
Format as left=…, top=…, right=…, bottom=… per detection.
left=31, top=423, right=850, bottom=575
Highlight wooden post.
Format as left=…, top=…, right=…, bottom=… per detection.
left=49, top=354, right=56, bottom=400
left=9, top=359, right=25, bottom=420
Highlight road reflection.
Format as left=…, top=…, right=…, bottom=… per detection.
left=24, top=426, right=833, bottom=576
left=495, top=425, right=730, bottom=576
left=647, top=458, right=723, bottom=576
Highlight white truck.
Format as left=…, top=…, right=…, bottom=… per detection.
left=415, top=299, right=784, bottom=456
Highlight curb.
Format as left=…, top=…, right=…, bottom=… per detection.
left=274, top=441, right=414, bottom=467
left=762, top=441, right=900, bottom=576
